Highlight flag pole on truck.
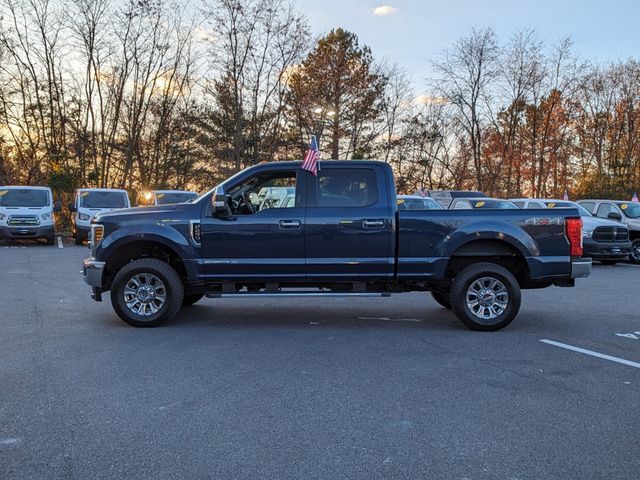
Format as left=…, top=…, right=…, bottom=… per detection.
left=301, top=135, right=320, bottom=176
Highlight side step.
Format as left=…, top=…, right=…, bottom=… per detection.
left=205, top=291, right=391, bottom=299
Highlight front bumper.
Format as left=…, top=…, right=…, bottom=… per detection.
left=570, top=259, right=592, bottom=278
left=583, top=239, right=631, bottom=259
left=0, top=224, right=55, bottom=239
left=83, top=257, right=106, bottom=301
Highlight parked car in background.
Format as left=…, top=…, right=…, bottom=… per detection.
left=69, top=188, right=130, bottom=245
left=0, top=186, right=60, bottom=244
left=397, top=195, right=443, bottom=210
left=518, top=199, right=632, bottom=265
left=253, top=186, right=295, bottom=211
left=137, top=190, right=199, bottom=206
left=509, top=198, right=547, bottom=209
left=449, top=198, right=519, bottom=210
left=422, top=190, right=485, bottom=208
left=578, top=200, right=640, bottom=264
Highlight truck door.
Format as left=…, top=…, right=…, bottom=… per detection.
left=304, top=165, right=392, bottom=280
left=200, top=168, right=307, bottom=281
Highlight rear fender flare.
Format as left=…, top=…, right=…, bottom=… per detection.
left=439, top=221, right=538, bottom=258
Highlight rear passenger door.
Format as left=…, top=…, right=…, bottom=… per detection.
left=304, top=165, right=392, bottom=281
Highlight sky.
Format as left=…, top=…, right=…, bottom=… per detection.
left=296, top=0, right=640, bottom=91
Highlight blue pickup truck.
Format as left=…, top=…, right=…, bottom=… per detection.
left=83, top=161, right=591, bottom=331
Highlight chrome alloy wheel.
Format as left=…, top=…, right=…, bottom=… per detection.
left=465, top=276, right=509, bottom=322
left=123, top=273, right=167, bottom=316
left=632, top=241, right=640, bottom=262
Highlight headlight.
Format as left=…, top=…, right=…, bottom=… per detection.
left=79, top=213, right=90, bottom=221
left=583, top=228, right=593, bottom=239
left=41, top=212, right=52, bottom=220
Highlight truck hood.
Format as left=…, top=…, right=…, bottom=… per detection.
left=93, top=203, right=195, bottom=222
left=582, top=216, right=625, bottom=229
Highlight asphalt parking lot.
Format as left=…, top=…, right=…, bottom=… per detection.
left=1, top=240, right=640, bottom=479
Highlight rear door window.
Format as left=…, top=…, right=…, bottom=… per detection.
left=316, top=168, right=378, bottom=207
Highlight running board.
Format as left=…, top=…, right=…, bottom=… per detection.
left=205, top=291, right=391, bottom=299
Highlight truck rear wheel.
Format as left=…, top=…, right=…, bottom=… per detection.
left=449, top=262, right=521, bottom=331
left=110, top=259, right=184, bottom=327
left=430, top=291, right=451, bottom=309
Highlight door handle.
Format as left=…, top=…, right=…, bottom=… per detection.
left=362, top=219, right=385, bottom=229
left=279, top=219, right=301, bottom=230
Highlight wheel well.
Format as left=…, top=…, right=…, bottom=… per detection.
left=630, top=231, right=640, bottom=241
left=104, top=241, right=187, bottom=285
left=446, top=240, right=529, bottom=285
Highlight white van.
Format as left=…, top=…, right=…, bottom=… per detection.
left=69, top=188, right=130, bottom=245
left=0, top=186, right=59, bottom=244
left=137, top=190, right=199, bottom=206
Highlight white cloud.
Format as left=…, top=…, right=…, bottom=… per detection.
left=372, top=5, right=398, bottom=16
left=414, top=95, right=449, bottom=106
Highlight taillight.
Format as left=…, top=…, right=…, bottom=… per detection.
left=565, top=217, right=583, bottom=257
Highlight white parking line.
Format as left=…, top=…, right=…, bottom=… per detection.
left=358, top=316, right=423, bottom=323
left=57, top=236, right=63, bottom=249
left=540, top=339, right=640, bottom=369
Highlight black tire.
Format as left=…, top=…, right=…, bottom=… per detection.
left=600, top=260, right=619, bottom=266
left=449, top=262, right=521, bottom=332
left=431, top=291, right=451, bottom=309
left=75, top=234, right=84, bottom=246
left=630, top=240, right=640, bottom=265
left=45, top=235, right=56, bottom=246
left=110, top=258, right=184, bottom=327
left=182, top=293, right=204, bottom=307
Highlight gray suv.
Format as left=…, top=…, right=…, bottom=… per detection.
left=578, top=200, right=640, bottom=264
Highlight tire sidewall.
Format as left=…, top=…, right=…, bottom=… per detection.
left=450, top=263, right=521, bottom=331
left=111, top=260, right=183, bottom=327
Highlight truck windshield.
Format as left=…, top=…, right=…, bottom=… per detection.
left=156, top=192, right=198, bottom=205
left=80, top=191, right=128, bottom=208
left=0, top=189, right=49, bottom=207
left=620, top=203, right=640, bottom=218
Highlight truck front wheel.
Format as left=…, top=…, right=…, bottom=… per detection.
left=449, top=262, right=521, bottom=331
left=110, top=259, right=184, bottom=327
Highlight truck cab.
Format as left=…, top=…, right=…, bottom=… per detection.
left=69, top=188, right=130, bottom=245
left=0, top=186, right=60, bottom=244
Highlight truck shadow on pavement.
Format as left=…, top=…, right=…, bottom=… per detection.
left=160, top=300, right=481, bottom=332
